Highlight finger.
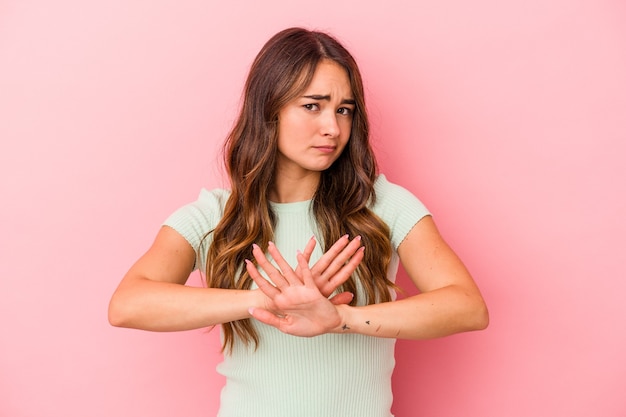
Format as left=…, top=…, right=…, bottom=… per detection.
left=245, top=259, right=280, bottom=298
left=319, top=246, right=365, bottom=295
left=301, top=236, right=317, bottom=262
left=251, top=244, right=289, bottom=288
left=309, top=234, right=350, bottom=275
left=248, top=307, right=287, bottom=330
left=321, top=235, right=363, bottom=278
left=267, top=241, right=301, bottom=285
left=294, top=236, right=316, bottom=275
left=296, top=250, right=315, bottom=288
left=329, top=291, right=354, bottom=305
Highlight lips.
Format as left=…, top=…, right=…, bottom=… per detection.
left=313, top=145, right=336, bottom=153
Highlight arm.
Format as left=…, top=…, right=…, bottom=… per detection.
left=108, top=226, right=363, bottom=331
left=335, top=216, right=489, bottom=339
left=108, top=226, right=260, bottom=331
left=248, top=216, right=488, bottom=339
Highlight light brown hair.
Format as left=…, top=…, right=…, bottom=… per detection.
left=206, top=27, right=394, bottom=352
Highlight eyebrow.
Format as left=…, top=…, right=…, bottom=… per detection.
left=302, top=95, right=356, bottom=105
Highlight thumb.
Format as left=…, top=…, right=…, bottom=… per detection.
left=329, top=292, right=354, bottom=305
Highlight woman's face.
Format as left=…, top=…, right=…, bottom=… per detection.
left=275, top=60, right=354, bottom=179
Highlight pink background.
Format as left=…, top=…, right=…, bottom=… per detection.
left=1, top=1, right=625, bottom=416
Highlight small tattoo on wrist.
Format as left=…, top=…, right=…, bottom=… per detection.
left=342, top=324, right=350, bottom=331
left=365, top=320, right=370, bottom=325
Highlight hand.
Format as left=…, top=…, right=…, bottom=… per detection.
left=246, top=241, right=358, bottom=336
left=295, top=234, right=364, bottom=300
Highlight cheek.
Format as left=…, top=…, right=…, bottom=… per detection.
left=277, top=119, right=296, bottom=145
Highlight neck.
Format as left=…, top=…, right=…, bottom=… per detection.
left=270, top=171, right=320, bottom=203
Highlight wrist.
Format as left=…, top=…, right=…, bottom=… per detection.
left=248, top=289, right=268, bottom=317
left=333, top=304, right=355, bottom=334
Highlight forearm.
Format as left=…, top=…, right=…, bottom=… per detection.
left=334, top=285, right=489, bottom=339
left=108, top=277, right=259, bottom=331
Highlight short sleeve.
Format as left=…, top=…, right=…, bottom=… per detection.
left=370, top=175, right=431, bottom=250
left=162, top=188, right=230, bottom=271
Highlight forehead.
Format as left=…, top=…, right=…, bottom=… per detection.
left=303, top=60, right=352, bottom=95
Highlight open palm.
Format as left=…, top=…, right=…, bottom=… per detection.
left=246, top=239, right=362, bottom=337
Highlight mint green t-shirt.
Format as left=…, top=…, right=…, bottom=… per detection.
left=164, top=174, right=430, bottom=417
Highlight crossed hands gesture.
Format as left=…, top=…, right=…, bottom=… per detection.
left=246, top=235, right=364, bottom=337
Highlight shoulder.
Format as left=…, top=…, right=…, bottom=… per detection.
left=170, top=188, right=231, bottom=220
left=162, top=187, right=231, bottom=252
left=370, top=174, right=431, bottom=249
left=374, top=174, right=420, bottom=201
left=194, top=188, right=231, bottom=209
left=371, top=174, right=429, bottom=216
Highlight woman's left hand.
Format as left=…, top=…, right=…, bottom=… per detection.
left=246, top=242, right=351, bottom=337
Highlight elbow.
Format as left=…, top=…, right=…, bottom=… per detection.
left=108, top=294, right=132, bottom=328
left=458, top=285, right=489, bottom=332
left=476, top=305, right=490, bottom=331
left=469, top=298, right=490, bottom=331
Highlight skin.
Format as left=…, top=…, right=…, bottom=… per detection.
left=108, top=59, right=489, bottom=338
left=108, top=229, right=362, bottom=331
left=270, top=60, right=354, bottom=202
left=248, top=217, right=489, bottom=339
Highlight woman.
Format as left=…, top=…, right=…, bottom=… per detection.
left=109, top=27, right=488, bottom=417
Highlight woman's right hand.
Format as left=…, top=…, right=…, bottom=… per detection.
left=246, top=241, right=360, bottom=337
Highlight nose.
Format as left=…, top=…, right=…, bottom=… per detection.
left=320, top=111, right=340, bottom=138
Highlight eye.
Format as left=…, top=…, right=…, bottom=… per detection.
left=303, top=103, right=320, bottom=111
left=337, top=107, right=354, bottom=116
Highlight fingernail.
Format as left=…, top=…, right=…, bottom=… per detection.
left=355, top=235, right=362, bottom=241
left=252, top=243, right=260, bottom=250
left=268, top=241, right=275, bottom=247
left=248, top=307, right=255, bottom=316
left=342, top=234, right=349, bottom=239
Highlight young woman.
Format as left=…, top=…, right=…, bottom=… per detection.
left=109, top=27, right=488, bottom=417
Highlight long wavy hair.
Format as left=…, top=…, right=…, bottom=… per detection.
left=206, top=27, right=395, bottom=352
